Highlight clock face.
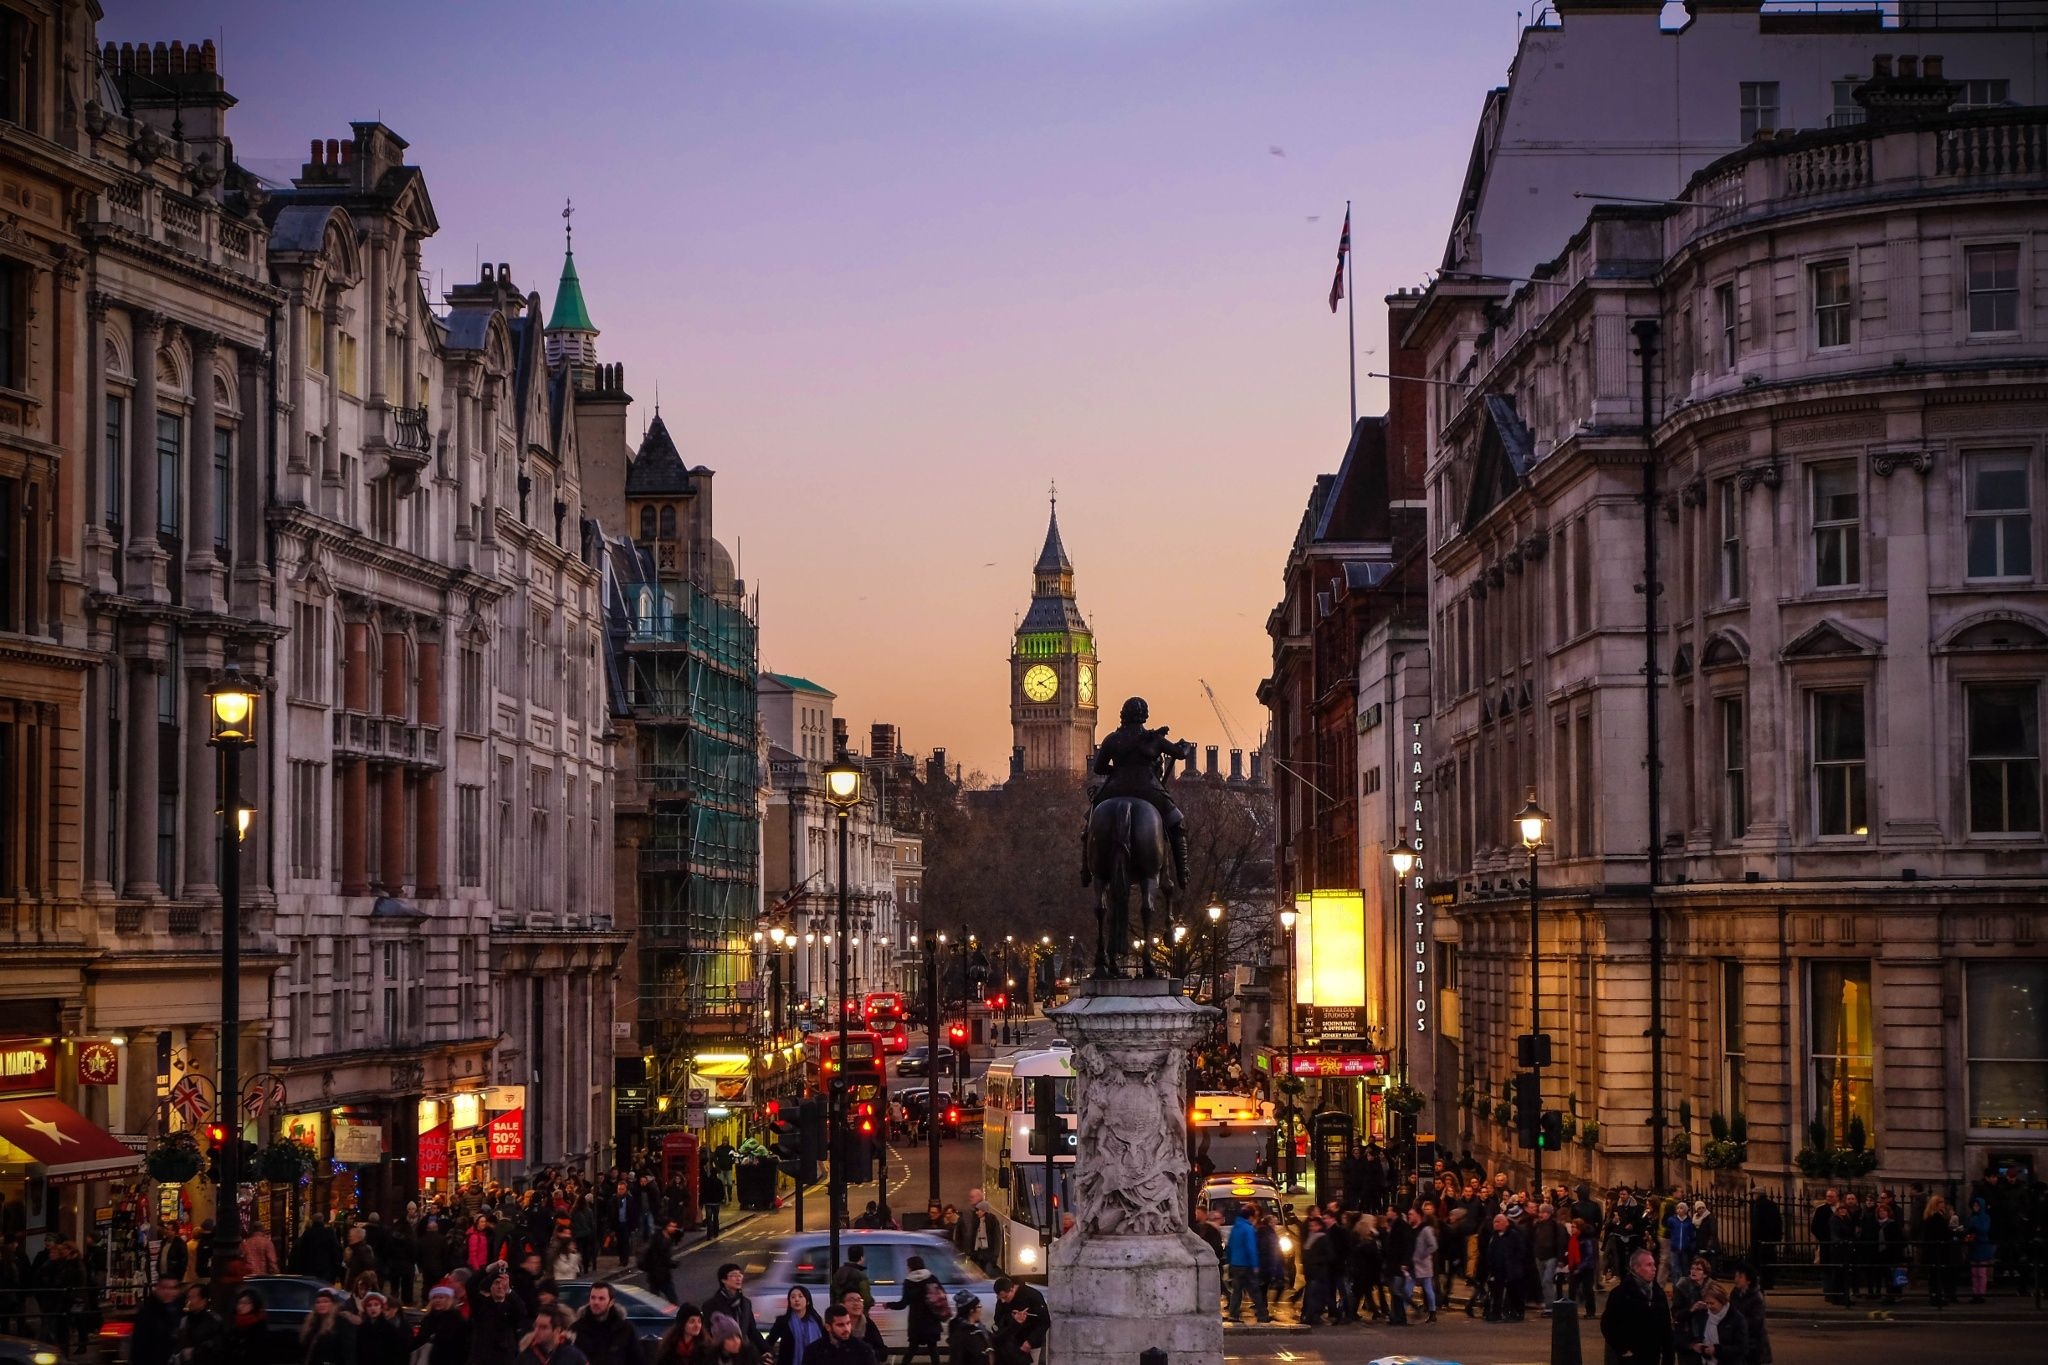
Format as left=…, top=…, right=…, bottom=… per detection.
left=1022, top=664, right=1059, bottom=702
left=1078, top=664, right=1096, bottom=705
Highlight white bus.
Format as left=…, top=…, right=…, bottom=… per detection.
left=980, top=1046, right=1075, bottom=1278
left=1188, top=1092, right=1278, bottom=1181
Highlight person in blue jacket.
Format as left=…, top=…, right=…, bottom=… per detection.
left=1224, top=1208, right=1268, bottom=1323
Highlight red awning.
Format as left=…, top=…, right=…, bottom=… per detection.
left=0, top=1096, right=143, bottom=1185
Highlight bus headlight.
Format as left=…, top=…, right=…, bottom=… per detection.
left=1278, top=1235, right=1294, bottom=1255
left=1018, top=1244, right=1038, bottom=1266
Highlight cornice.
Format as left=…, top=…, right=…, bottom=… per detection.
left=85, top=222, right=285, bottom=309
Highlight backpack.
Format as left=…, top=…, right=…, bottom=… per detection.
left=926, top=1280, right=954, bottom=1322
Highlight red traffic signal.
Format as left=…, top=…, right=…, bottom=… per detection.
left=859, top=1118, right=874, bottom=1134
left=991, top=993, right=1006, bottom=1010
left=203, top=1123, right=225, bottom=1146
left=947, top=1023, right=967, bottom=1044
left=945, top=1107, right=960, bottom=1124
left=764, top=1100, right=780, bottom=1118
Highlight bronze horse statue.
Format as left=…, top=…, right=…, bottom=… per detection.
left=1085, top=795, right=1171, bottom=977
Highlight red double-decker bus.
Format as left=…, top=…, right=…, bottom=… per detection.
left=804, top=1028, right=886, bottom=1091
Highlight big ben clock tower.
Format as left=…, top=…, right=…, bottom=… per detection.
left=1010, top=495, right=1098, bottom=776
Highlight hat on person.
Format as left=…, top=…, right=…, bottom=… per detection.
left=428, top=1286, right=455, bottom=1304
left=1692, top=1201, right=1708, bottom=1214
left=362, top=1292, right=388, bottom=1306
left=953, top=1290, right=980, bottom=1317
left=314, top=1288, right=340, bottom=1303
left=706, top=1314, right=741, bottom=1344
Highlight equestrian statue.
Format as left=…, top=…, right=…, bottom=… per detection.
left=1083, top=696, right=1196, bottom=977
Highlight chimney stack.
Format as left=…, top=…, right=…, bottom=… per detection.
left=1229, top=749, right=1244, bottom=782
left=1205, top=745, right=1220, bottom=778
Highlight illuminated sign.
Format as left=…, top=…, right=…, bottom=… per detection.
left=1291, top=890, right=1366, bottom=1009
left=0, top=1043, right=56, bottom=1096
left=1290, top=1053, right=1387, bottom=1078
left=487, top=1107, right=526, bottom=1162
left=1409, top=720, right=1428, bottom=1040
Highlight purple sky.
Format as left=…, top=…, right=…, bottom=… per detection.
left=121, top=0, right=1526, bottom=775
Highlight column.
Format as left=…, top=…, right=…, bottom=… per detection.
left=452, top=381, right=473, bottom=547
left=415, top=639, right=443, bottom=898
left=83, top=663, right=115, bottom=897
left=321, top=291, right=341, bottom=483
left=185, top=330, right=219, bottom=601
left=479, top=385, right=499, bottom=544
left=234, top=348, right=269, bottom=605
left=380, top=625, right=408, bottom=893
left=1879, top=445, right=1939, bottom=837
left=341, top=619, right=371, bottom=895
left=366, top=234, right=387, bottom=403
left=182, top=657, right=218, bottom=901
left=125, top=310, right=165, bottom=597
left=285, top=291, right=308, bottom=473
left=85, top=295, right=114, bottom=591
left=121, top=650, right=160, bottom=899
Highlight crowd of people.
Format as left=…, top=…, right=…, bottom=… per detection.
left=1187, top=1143, right=2040, bottom=1362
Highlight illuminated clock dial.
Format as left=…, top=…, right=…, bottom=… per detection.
left=1022, top=664, right=1059, bottom=702
left=1078, top=664, right=1096, bottom=705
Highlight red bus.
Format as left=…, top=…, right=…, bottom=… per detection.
left=804, top=1028, right=885, bottom=1089
left=862, top=992, right=905, bottom=1025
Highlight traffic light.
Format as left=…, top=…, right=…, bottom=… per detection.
left=1538, top=1109, right=1564, bottom=1152
left=770, top=1111, right=800, bottom=1175
left=947, top=1022, right=968, bottom=1047
left=1515, top=1033, right=1553, bottom=1068
left=797, top=1095, right=827, bottom=1185
left=990, top=993, right=1006, bottom=1012
left=1028, top=1076, right=1076, bottom=1155
left=1512, top=1071, right=1541, bottom=1150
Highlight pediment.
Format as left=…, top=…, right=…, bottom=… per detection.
left=1782, top=619, right=1880, bottom=660
left=1460, top=393, right=1536, bottom=527
left=1940, top=612, right=2048, bottom=652
left=1701, top=630, right=1749, bottom=670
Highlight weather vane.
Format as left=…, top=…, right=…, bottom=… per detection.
left=563, top=196, right=573, bottom=252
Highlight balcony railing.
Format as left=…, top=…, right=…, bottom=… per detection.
left=333, top=710, right=443, bottom=767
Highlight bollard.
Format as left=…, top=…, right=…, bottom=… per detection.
left=1549, top=1292, right=1584, bottom=1365
left=1138, top=1350, right=1168, bottom=1365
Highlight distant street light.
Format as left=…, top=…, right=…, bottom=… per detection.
left=821, top=753, right=864, bottom=1270
left=206, top=665, right=258, bottom=1288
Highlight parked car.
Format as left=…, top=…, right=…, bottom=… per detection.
left=895, top=1045, right=956, bottom=1078
left=750, top=1231, right=994, bottom=1350
left=0, top=1333, right=62, bottom=1365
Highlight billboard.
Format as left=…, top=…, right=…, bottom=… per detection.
left=1292, top=889, right=1366, bottom=1009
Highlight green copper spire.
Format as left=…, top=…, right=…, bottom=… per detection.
left=548, top=197, right=595, bottom=333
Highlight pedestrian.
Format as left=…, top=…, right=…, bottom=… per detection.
left=638, top=1224, right=679, bottom=1305
left=468, top=1268, right=528, bottom=1365
left=990, top=1301, right=1035, bottom=1365
left=570, top=1283, right=638, bottom=1365
left=650, top=1305, right=704, bottom=1365
left=345, top=1227, right=380, bottom=1289
left=1299, top=1216, right=1336, bottom=1326
left=173, top=1282, right=224, bottom=1365
left=1728, top=1263, right=1770, bottom=1365
left=1919, top=1195, right=1957, bottom=1308
left=223, top=1289, right=269, bottom=1365
left=413, top=1286, right=471, bottom=1365
left=804, top=1307, right=871, bottom=1365
left=1382, top=1203, right=1416, bottom=1326
left=888, top=1256, right=949, bottom=1365
left=520, top=1305, right=589, bottom=1365
left=762, top=1286, right=824, bottom=1365
left=1410, top=1210, right=1440, bottom=1323
left=1661, top=1197, right=1696, bottom=1288
left=1964, top=1196, right=1996, bottom=1302
left=946, top=1292, right=991, bottom=1365
left=134, top=1276, right=186, bottom=1365
left=549, top=1236, right=582, bottom=1283
left=958, top=1192, right=1000, bottom=1275
left=706, top=1264, right=759, bottom=1343
left=1696, top=1282, right=1750, bottom=1365
left=242, top=1224, right=279, bottom=1278
left=1565, top=1217, right=1599, bottom=1319
left=699, top=1168, right=726, bottom=1242
left=989, top=1280, right=1046, bottom=1352
left=1748, top=1192, right=1781, bottom=1292
left=1599, top=1248, right=1670, bottom=1365
left=836, top=1294, right=885, bottom=1358
left=828, top=1249, right=870, bottom=1312
left=1669, top=1257, right=1710, bottom=1357
left=1868, top=1194, right=1905, bottom=1303
left=301, top=1289, right=357, bottom=1365
left=1222, top=1207, right=1263, bottom=1323
left=356, top=1293, right=409, bottom=1365
left=290, top=1217, right=344, bottom=1286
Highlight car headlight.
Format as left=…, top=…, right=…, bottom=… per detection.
left=35, top=1351, right=61, bottom=1364
left=1018, top=1244, right=1038, bottom=1266
left=1278, top=1235, right=1294, bottom=1255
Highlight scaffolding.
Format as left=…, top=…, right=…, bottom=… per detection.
left=622, top=575, right=761, bottom=1047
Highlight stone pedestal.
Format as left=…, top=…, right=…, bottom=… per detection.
left=1046, top=978, right=1221, bottom=1365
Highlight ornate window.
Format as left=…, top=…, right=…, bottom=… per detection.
left=1811, top=261, right=1852, bottom=350
left=1810, top=688, right=1868, bottom=838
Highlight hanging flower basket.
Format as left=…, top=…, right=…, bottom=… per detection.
left=146, top=1131, right=204, bottom=1184
left=1385, top=1081, right=1425, bottom=1116
left=257, top=1139, right=316, bottom=1183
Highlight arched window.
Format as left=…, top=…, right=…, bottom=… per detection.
left=638, top=505, right=655, bottom=541
left=659, top=504, right=677, bottom=539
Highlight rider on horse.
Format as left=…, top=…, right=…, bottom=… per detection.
left=1085, top=696, right=1196, bottom=889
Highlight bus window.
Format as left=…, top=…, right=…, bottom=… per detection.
left=1009, top=1164, right=1076, bottom=1230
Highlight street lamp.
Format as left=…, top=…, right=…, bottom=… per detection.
left=1278, top=905, right=1299, bottom=1193
left=206, top=665, right=258, bottom=1287
left=1204, top=901, right=1224, bottom=1010
left=821, top=753, right=863, bottom=1271
left=1514, top=789, right=1551, bottom=1199
left=1388, top=840, right=1416, bottom=1125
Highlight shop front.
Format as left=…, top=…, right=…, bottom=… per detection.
left=0, top=1037, right=145, bottom=1254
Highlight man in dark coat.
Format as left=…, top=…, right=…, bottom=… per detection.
left=131, top=1277, right=185, bottom=1365
left=991, top=1279, right=1048, bottom=1350
left=467, top=1268, right=528, bottom=1365
left=568, top=1283, right=637, bottom=1365
left=290, top=1215, right=345, bottom=1284
left=1600, top=1248, right=1671, bottom=1364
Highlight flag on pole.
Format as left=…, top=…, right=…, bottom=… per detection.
left=1328, top=208, right=1351, bottom=313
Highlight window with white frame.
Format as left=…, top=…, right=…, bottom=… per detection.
left=1811, top=689, right=1868, bottom=837
left=1812, top=261, right=1852, bottom=349
left=1956, top=79, right=2011, bottom=110
left=1810, top=462, right=1861, bottom=588
left=1739, top=81, right=1780, bottom=139
left=1966, top=960, right=2047, bottom=1131
left=1715, top=282, right=1738, bottom=370
left=1965, top=450, right=2032, bottom=580
left=1721, top=694, right=1748, bottom=840
left=1966, top=244, right=2020, bottom=336
left=1717, top=479, right=1744, bottom=600
left=1830, top=79, right=1865, bottom=128
left=1967, top=682, right=2042, bottom=834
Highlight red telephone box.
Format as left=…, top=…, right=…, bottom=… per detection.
left=660, top=1131, right=701, bottom=1229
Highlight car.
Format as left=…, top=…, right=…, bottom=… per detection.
left=0, top=1332, right=64, bottom=1365
left=895, top=1045, right=957, bottom=1078
left=749, top=1230, right=995, bottom=1349
left=895, top=1088, right=966, bottom=1138
left=550, top=1280, right=679, bottom=1350
left=1197, top=1175, right=1283, bottom=1228
left=878, top=1024, right=910, bottom=1055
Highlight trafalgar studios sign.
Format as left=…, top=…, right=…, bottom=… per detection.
left=1407, top=719, right=1429, bottom=1044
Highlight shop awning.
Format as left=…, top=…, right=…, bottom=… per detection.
left=0, top=1096, right=143, bottom=1185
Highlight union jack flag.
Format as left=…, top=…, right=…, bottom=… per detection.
left=169, top=1075, right=211, bottom=1125
left=1328, top=208, right=1351, bottom=314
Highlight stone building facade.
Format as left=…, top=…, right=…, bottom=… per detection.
left=1407, top=102, right=2048, bottom=1188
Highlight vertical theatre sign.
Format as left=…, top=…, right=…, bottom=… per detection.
left=1409, top=720, right=1429, bottom=1044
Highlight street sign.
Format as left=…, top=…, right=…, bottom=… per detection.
left=1289, top=1053, right=1386, bottom=1077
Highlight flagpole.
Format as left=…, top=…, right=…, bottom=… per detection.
left=1346, top=198, right=1357, bottom=429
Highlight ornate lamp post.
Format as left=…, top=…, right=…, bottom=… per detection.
left=821, top=753, right=864, bottom=1270
left=1278, top=905, right=1299, bottom=1192
left=1514, top=790, right=1551, bottom=1198
left=207, top=666, right=258, bottom=1286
